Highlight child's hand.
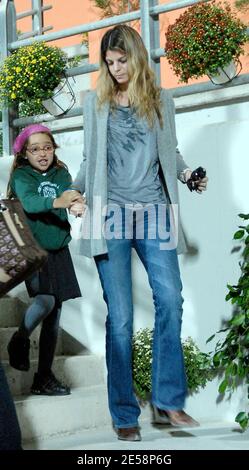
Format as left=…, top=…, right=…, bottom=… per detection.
left=53, top=190, right=82, bottom=209
left=69, top=198, right=86, bottom=217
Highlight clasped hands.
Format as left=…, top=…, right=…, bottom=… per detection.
left=53, top=190, right=86, bottom=217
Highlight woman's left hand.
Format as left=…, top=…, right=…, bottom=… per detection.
left=184, top=169, right=208, bottom=194
left=195, top=176, right=208, bottom=194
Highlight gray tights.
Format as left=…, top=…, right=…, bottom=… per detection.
left=18, top=294, right=61, bottom=376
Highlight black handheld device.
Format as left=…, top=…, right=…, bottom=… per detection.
left=186, top=166, right=206, bottom=192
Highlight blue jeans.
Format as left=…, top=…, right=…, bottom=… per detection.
left=95, top=205, right=187, bottom=428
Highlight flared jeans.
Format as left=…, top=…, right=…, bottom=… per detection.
left=95, top=205, right=187, bottom=428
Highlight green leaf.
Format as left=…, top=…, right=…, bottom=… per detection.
left=230, top=313, right=245, bottom=326
left=216, top=327, right=229, bottom=334
left=226, top=362, right=238, bottom=377
left=235, top=411, right=249, bottom=430
left=219, top=379, right=228, bottom=394
left=213, top=351, right=223, bottom=367
left=237, top=364, right=246, bottom=378
left=234, top=229, right=245, bottom=239
left=227, top=284, right=237, bottom=291
left=245, top=235, right=249, bottom=245
left=235, top=411, right=247, bottom=421
left=239, top=214, right=249, bottom=220
left=206, top=334, right=215, bottom=343
left=243, top=246, right=249, bottom=258
left=244, top=331, right=249, bottom=343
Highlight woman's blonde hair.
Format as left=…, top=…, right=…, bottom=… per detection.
left=7, top=132, right=67, bottom=197
left=97, top=25, right=162, bottom=127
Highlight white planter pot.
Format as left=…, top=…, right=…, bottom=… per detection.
left=207, top=60, right=240, bottom=85
left=42, top=77, right=76, bottom=116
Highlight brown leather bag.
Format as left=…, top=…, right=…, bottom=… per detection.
left=0, top=199, right=48, bottom=297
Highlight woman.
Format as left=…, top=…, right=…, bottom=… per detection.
left=72, top=25, right=208, bottom=441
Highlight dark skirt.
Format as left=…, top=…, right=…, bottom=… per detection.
left=25, top=246, right=81, bottom=303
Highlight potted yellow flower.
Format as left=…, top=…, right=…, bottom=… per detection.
left=165, top=1, right=248, bottom=83
left=0, top=41, right=75, bottom=116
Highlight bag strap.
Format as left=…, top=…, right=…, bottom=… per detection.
left=0, top=192, right=7, bottom=211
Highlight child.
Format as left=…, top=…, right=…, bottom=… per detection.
left=7, top=124, right=83, bottom=396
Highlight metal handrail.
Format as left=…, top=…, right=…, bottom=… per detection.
left=16, top=4, right=52, bottom=20
left=9, top=0, right=209, bottom=50
left=17, top=26, right=53, bottom=41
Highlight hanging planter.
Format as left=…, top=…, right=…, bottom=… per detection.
left=207, top=59, right=242, bottom=85
left=42, top=76, right=76, bottom=116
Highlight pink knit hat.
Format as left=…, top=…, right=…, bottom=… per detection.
left=13, top=124, right=52, bottom=154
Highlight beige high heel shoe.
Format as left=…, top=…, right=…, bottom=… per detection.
left=153, top=405, right=200, bottom=427
left=153, top=405, right=171, bottom=424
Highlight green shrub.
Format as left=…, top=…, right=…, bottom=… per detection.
left=132, top=328, right=213, bottom=401
left=208, top=213, right=249, bottom=430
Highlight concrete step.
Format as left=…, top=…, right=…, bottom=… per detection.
left=60, top=329, right=88, bottom=356
left=23, top=420, right=249, bottom=451
left=4, top=354, right=106, bottom=396
left=16, top=384, right=110, bottom=442
left=0, top=297, right=28, bottom=327
left=0, top=326, right=63, bottom=360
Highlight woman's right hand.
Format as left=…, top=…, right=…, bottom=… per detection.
left=53, top=190, right=82, bottom=209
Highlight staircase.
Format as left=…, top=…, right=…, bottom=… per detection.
left=0, top=296, right=110, bottom=445
left=2, top=297, right=242, bottom=451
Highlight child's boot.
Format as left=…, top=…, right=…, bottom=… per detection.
left=8, top=331, right=30, bottom=371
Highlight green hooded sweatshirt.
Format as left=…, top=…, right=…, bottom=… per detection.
left=10, top=165, right=72, bottom=251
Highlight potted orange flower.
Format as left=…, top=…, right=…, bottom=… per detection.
left=165, top=1, right=248, bottom=83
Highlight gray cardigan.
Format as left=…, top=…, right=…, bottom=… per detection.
left=73, top=88, right=188, bottom=257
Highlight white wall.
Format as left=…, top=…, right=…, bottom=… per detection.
left=1, top=85, right=248, bottom=421
left=177, top=97, right=248, bottom=347
left=175, top=95, right=249, bottom=421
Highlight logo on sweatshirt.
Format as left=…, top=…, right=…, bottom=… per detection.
left=38, top=181, right=59, bottom=198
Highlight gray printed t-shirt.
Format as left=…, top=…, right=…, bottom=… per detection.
left=107, top=105, right=166, bottom=206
